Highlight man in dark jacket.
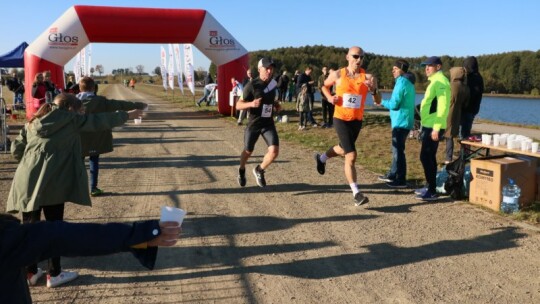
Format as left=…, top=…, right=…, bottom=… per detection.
left=0, top=213, right=180, bottom=304
left=77, top=77, right=147, bottom=196
left=7, top=71, right=25, bottom=109
left=461, top=56, right=484, bottom=139
left=277, top=71, right=289, bottom=101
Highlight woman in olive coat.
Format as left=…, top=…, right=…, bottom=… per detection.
left=6, top=93, right=141, bottom=288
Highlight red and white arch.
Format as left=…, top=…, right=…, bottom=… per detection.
left=24, top=5, right=249, bottom=119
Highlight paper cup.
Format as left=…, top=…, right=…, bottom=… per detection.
left=160, top=206, right=186, bottom=226
left=493, top=134, right=500, bottom=146
left=482, top=134, right=491, bottom=145
left=499, top=136, right=506, bottom=146
left=521, top=140, right=529, bottom=151
left=532, top=142, right=539, bottom=153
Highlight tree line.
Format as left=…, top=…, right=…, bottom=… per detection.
left=219, top=45, right=540, bottom=95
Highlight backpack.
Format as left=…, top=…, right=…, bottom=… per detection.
left=298, top=92, right=310, bottom=111
left=444, top=157, right=466, bottom=199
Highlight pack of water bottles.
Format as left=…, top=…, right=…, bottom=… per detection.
left=469, top=155, right=537, bottom=212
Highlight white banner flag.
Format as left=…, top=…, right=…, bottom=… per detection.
left=173, top=44, right=184, bottom=94
left=80, top=47, right=86, bottom=77
left=74, top=52, right=81, bottom=83
left=167, top=44, right=175, bottom=90
left=87, top=44, right=92, bottom=76
left=183, top=44, right=195, bottom=95
left=160, top=46, right=168, bottom=91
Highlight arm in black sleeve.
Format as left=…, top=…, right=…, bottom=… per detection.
left=1, top=220, right=161, bottom=271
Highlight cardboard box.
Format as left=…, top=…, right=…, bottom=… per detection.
left=469, top=156, right=537, bottom=211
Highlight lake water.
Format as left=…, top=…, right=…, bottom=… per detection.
left=314, top=92, right=540, bottom=126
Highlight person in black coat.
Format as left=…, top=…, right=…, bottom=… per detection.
left=461, top=56, right=484, bottom=139
left=0, top=213, right=181, bottom=304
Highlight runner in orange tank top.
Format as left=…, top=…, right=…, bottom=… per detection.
left=313, top=46, right=379, bottom=206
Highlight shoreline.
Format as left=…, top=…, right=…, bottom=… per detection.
left=379, top=88, right=540, bottom=100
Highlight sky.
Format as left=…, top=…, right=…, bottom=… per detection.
left=1, top=0, right=540, bottom=75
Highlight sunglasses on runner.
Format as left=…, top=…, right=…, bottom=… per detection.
left=351, top=54, right=364, bottom=60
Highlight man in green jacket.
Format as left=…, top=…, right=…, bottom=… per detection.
left=77, top=77, right=147, bottom=196
left=416, top=56, right=450, bottom=201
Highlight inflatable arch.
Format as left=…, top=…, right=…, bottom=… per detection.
left=24, top=5, right=249, bottom=119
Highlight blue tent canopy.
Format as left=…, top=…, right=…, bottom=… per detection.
left=0, top=42, right=28, bottom=68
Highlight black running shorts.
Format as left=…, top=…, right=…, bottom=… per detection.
left=244, top=124, right=279, bottom=152
left=333, top=118, right=363, bottom=154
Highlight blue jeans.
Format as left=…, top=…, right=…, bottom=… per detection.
left=14, top=92, right=23, bottom=105
left=89, top=155, right=100, bottom=190
left=197, top=88, right=211, bottom=105
left=420, top=127, right=443, bottom=193
left=460, top=112, right=475, bottom=139
left=388, top=128, right=409, bottom=183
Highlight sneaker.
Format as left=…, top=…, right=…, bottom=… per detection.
left=314, top=153, right=325, bottom=175
left=27, top=268, right=44, bottom=286
left=90, top=188, right=104, bottom=197
left=354, top=192, right=369, bottom=206
left=386, top=181, right=407, bottom=189
left=414, top=187, right=428, bottom=195
left=252, top=165, right=266, bottom=187
left=195, top=102, right=201, bottom=107
left=47, top=271, right=79, bottom=288
left=415, top=190, right=440, bottom=201
left=237, top=169, right=246, bottom=187
left=378, top=174, right=394, bottom=182
left=237, top=121, right=242, bottom=126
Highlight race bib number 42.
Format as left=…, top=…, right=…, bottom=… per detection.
left=261, top=104, right=273, bottom=118
left=342, top=93, right=361, bottom=109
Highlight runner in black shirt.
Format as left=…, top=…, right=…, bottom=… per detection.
left=235, top=58, right=281, bottom=187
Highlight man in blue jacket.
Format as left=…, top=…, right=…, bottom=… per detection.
left=375, top=60, right=416, bottom=188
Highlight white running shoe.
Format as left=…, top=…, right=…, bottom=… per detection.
left=47, top=271, right=79, bottom=288
left=27, top=268, right=44, bottom=286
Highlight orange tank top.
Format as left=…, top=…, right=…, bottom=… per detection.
left=334, top=68, right=368, bottom=121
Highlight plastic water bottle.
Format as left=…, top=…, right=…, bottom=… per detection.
left=435, top=167, right=448, bottom=194
left=463, top=165, right=472, bottom=197
left=501, top=178, right=521, bottom=214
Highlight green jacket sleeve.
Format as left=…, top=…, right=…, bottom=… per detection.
left=74, top=111, right=129, bottom=132
left=432, top=79, right=450, bottom=131
left=102, top=99, right=146, bottom=112
left=83, top=96, right=145, bottom=113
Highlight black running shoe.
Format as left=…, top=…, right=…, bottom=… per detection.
left=314, top=153, right=326, bottom=175
left=354, top=192, right=369, bottom=206
left=237, top=169, right=246, bottom=187
left=377, top=174, right=394, bottom=182
left=252, top=165, right=266, bottom=187
left=386, top=181, right=407, bottom=189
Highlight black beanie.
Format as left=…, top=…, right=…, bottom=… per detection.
left=394, top=59, right=409, bottom=73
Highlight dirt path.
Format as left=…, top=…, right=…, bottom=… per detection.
left=1, top=85, right=539, bottom=303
